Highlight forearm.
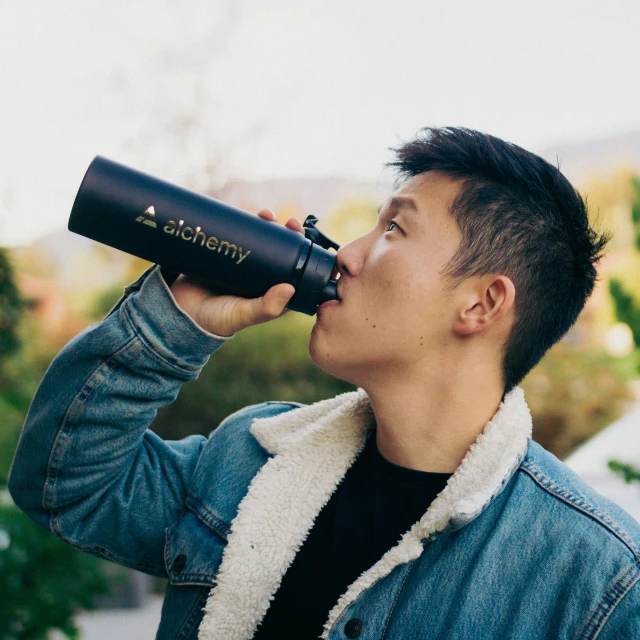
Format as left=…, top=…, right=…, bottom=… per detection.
left=8, top=264, right=231, bottom=545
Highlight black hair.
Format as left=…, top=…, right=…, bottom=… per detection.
left=387, top=126, right=611, bottom=394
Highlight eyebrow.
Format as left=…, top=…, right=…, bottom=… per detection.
left=377, top=196, right=418, bottom=217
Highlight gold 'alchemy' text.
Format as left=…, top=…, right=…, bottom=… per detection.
left=163, top=219, right=250, bottom=265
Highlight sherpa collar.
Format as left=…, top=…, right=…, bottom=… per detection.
left=197, top=385, right=533, bottom=640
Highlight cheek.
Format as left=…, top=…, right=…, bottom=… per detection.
left=372, top=265, right=446, bottom=335
left=375, top=254, right=431, bottom=307
left=369, top=246, right=413, bottom=292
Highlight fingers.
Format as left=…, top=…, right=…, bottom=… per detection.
left=285, top=217, right=304, bottom=234
left=257, top=208, right=304, bottom=234
left=257, top=208, right=277, bottom=220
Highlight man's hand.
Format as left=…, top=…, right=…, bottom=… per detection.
left=169, top=208, right=305, bottom=337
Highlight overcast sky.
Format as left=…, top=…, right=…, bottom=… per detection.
left=1, top=0, right=640, bottom=247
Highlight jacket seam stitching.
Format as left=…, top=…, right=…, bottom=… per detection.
left=45, top=362, right=111, bottom=513
left=519, top=463, right=640, bottom=557
left=44, top=336, right=142, bottom=513
left=381, top=560, right=416, bottom=640
left=46, top=520, right=166, bottom=577
left=187, top=495, right=231, bottom=539
left=580, top=557, right=640, bottom=639
left=177, top=586, right=209, bottom=640
left=169, top=573, right=217, bottom=586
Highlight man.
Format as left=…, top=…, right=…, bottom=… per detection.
left=9, top=127, right=640, bottom=639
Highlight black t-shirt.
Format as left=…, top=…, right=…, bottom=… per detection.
left=253, top=430, right=453, bottom=639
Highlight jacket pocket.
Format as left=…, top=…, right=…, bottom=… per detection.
left=164, top=495, right=229, bottom=587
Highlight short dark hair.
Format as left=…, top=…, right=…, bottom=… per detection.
left=386, top=126, right=611, bottom=395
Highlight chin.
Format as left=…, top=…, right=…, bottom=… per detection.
left=308, top=328, right=330, bottom=369
left=309, top=332, right=361, bottom=386
left=310, top=329, right=339, bottom=371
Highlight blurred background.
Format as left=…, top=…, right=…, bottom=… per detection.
left=2, top=0, right=640, bottom=637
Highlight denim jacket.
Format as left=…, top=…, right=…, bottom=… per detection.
left=8, top=264, right=640, bottom=640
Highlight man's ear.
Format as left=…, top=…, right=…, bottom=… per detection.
left=453, top=275, right=515, bottom=336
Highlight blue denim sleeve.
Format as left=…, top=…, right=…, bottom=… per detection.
left=7, top=263, right=234, bottom=577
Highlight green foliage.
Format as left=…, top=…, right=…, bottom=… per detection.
left=0, top=491, right=112, bottom=640
left=609, top=278, right=640, bottom=349
left=608, top=459, right=640, bottom=484
left=0, top=247, right=27, bottom=359
left=0, top=398, right=27, bottom=487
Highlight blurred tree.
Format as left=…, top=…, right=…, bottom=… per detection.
left=609, top=279, right=640, bottom=349
left=0, top=247, right=27, bottom=359
left=607, top=172, right=640, bottom=351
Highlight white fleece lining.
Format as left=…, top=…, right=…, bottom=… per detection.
left=196, top=386, right=532, bottom=640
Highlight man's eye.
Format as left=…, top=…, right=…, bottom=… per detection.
left=385, top=221, right=398, bottom=232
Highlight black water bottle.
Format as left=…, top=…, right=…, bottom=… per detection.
left=68, top=156, right=341, bottom=315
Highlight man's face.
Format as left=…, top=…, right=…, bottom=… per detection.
left=309, top=170, right=464, bottom=386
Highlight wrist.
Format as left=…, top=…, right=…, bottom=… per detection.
left=167, top=278, right=237, bottom=341
left=124, top=265, right=233, bottom=371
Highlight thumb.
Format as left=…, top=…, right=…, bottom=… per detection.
left=242, top=283, right=296, bottom=327
left=270, top=283, right=296, bottom=312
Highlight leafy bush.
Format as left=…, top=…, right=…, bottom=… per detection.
left=0, top=490, right=112, bottom=640
left=609, top=278, right=640, bottom=348
left=0, top=248, right=27, bottom=357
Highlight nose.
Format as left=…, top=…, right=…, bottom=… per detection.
left=334, top=237, right=364, bottom=280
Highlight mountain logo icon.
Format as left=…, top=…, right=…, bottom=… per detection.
left=136, top=206, right=158, bottom=228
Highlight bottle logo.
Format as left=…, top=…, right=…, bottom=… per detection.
left=136, top=206, right=158, bottom=228
left=134, top=208, right=251, bottom=265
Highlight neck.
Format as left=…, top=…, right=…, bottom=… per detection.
left=363, top=355, right=505, bottom=474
